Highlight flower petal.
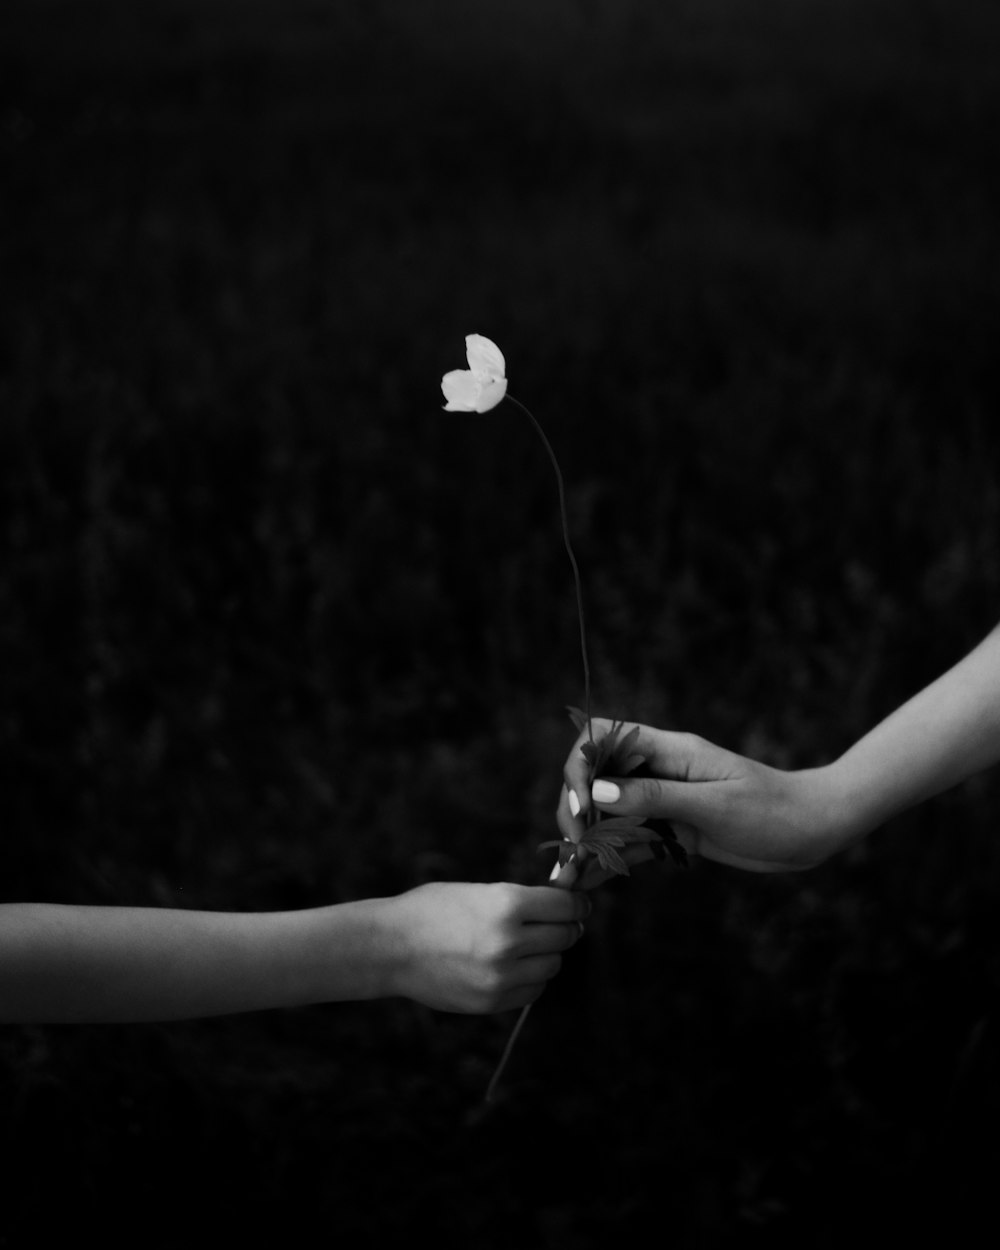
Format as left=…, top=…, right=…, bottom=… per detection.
left=474, top=374, right=507, bottom=412
left=465, top=334, right=506, bottom=381
left=441, top=369, right=482, bottom=411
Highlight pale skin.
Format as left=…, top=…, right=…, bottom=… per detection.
left=559, top=623, right=1000, bottom=873
left=0, top=882, right=590, bottom=1023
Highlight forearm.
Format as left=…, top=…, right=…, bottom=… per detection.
left=0, top=900, right=400, bottom=1023
left=822, top=624, right=1000, bottom=840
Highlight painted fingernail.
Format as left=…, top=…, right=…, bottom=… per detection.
left=591, top=779, right=621, bottom=804
left=568, top=789, right=581, bottom=818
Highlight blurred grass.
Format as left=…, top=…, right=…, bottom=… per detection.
left=2, top=0, right=1000, bottom=1245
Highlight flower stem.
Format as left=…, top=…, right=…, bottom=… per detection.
left=505, top=395, right=592, bottom=740
left=484, top=1001, right=533, bottom=1104
left=483, top=852, right=580, bottom=1104
left=483, top=396, right=592, bottom=1106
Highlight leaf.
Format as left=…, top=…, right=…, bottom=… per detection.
left=589, top=815, right=651, bottom=831
left=667, top=843, right=689, bottom=869
left=646, top=818, right=690, bottom=869
left=566, top=705, right=590, bottom=734
left=584, top=833, right=627, bottom=850
left=620, top=753, right=648, bottom=775
left=587, top=821, right=664, bottom=846
left=582, top=721, right=628, bottom=780
left=614, top=724, right=642, bottom=762
left=573, top=719, right=652, bottom=784
left=593, top=843, right=630, bottom=876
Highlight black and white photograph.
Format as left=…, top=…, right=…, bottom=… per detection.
left=2, top=2, right=1000, bottom=1245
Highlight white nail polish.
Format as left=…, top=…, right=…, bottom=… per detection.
left=568, top=789, right=581, bottom=817
left=592, top=779, right=621, bottom=804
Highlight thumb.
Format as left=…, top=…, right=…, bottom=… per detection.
left=590, top=774, right=708, bottom=826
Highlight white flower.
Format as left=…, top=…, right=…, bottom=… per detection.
left=441, top=334, right=508, bottom=413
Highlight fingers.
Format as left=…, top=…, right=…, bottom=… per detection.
left=500, top=885, right=590, bottom=963
left=561, top=717, right=616, bottom=822
left=480, top=882, right=598, bottom=1010
left=498, top=981, right=547, bottom=1012
left=562, top=721, right=739, bottom=820
left=588, top=771, right=713, bottom=827
left=548, top=853, right=580, bottom=889
left=509, top=951, right=565, bottom=987
left=555, top=785, right=582, bottom=843
left=560, top=720, right=699, bottom=821
left=516, top=884, right=591, bottom=925
left=626, top=727, right=738, bottom=786
left=515, top=919, right=585, bottom=958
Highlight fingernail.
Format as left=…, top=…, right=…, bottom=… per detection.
left=554, top=858, right=579, bottom=888
left=591, top=779, right=621, bottom=804
left=568, top=789, right=581, bottom=818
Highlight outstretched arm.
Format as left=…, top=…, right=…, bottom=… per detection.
left=558, top=623, right=1000, bottom=873
left=0, top=882, right=589, bottom=1023
left=824, top=622, right=1000, bottom=838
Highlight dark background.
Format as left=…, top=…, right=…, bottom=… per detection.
left=2, top=0, right=1000, bottom=1245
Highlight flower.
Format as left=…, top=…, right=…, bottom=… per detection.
left=441, top=333, right=508, bottom=413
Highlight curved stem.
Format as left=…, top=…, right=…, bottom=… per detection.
left=482, top=852, right=581, bottom=1104
left=505, top=394, right=592, bottom=739
left=482, top=396, right=592, bottom=1106
left=484, top=1001, right=533, bottom=1104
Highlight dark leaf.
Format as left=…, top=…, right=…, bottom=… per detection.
left=583, top=832, right=627, bottom=850
left=591, top=815, right=652, bottom=832
left=666, top=839, right=690, bottom=869
left=614, top=724, right=642, bottom=761
left=594, top=843, right=630, bottom=876
left=647, top=818, right=690, bottom=869
left=620, top=752, right=648, bottom=775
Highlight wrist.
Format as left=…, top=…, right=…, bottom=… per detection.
left=799, top=759, right=880, bottom=857
left=353, top=894, right=411, bottom=1003
left=290, top=898, right=403, bottom=1006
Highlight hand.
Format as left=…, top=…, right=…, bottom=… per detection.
left=558, top=720, right=846, bottom=873
left=385, top=882, right=590, bottom=1013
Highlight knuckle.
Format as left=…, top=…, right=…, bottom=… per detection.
left=635, top=775, right=662, bottom=807
left=479, top=965, right=508, bottom=1004
left=480, top=930, right=514, bottom=964
left=488, top=882, right=522, bottom=923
